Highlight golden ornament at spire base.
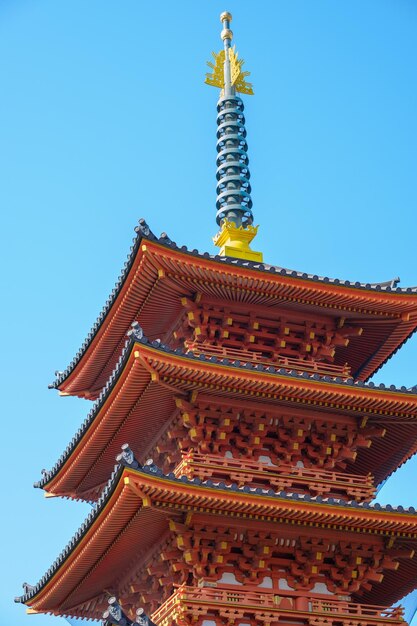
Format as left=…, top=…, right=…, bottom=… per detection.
left=213, top=220, right=263, bottom=262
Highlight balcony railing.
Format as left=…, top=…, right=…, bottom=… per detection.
left=174, top=452, right=375, bottom=501
left=186, top=342, right=352, bottom=379
left=152, top=586, right=404, bottom=626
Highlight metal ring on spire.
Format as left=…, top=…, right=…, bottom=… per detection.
left=215, top=95, right=253, bottom=226
left=206, top=13, right=263, bottom=262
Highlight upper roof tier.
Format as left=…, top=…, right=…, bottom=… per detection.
left=39, top=330, right=417, bottom=502
left=51, top=220, right=417, bottom=400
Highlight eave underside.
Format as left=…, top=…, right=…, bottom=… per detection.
left=51, top=228, right=417, bottom=399
left=41, top=338, right=417, bottom=501
left=20, top=468, right=417, bottom=620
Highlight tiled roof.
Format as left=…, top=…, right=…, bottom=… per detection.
left=105, top=326, right=417, bottom=395
left=17, top=463, right=123, bottom=605
left=18, top=459, right=417, bottom=606
left=37, top=328, right=417, bottom=492
left=50, top=219, right=417, bottom=390
left=37, top=341, right=135, bottom=491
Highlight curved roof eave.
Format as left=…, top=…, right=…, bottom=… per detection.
left=37, top=329, right=417, bottom=495
left=50, top=219, right=417, bottom=392
left=17, top=462, right=417, bottom=608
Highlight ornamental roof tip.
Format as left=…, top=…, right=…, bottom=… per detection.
left=116, top=443, right=160, bottom=476
left=50, top=219, right=417, bottom=391
left=17, top=461, right=417, bottom=605
left=38, top=324, right=417, bottom=491
left=102, top=596, right=156, bottom=626
left=18, top=464, right=125, bottom=604
left=37, top=339, right=136, bottom=490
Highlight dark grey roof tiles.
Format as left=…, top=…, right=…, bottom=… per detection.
left=17, top=461, right=417, bottom=605
left=36, top=339, right=135, bottom=490
left=16, top=464, right=124, bottom=605
left=128, top=327, right=417, bottom=395
left=50, top=219, right=417, bottom=390
left=37, top=327, right=417, bottom=492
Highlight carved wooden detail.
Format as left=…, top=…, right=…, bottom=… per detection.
left=152, top=586, right=405, bottom=626
left=167, top=521, right=412, bottom=597
left=118, top=535, right=188, bottom=616
left=171, top=298, right=362, bottom=372
left=147, top=396, right=383, bottom=497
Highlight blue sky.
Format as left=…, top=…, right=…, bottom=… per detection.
left=1, top=1, right=417, bottom=624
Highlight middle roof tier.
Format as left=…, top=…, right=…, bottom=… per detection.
left=37, top=331, right=417, bottom=502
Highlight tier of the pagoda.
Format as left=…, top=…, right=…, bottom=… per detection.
left=50, top=221, right=417, bottom=400
left=36, top=329, right=417, bottom=502
left=17, top=463, right=417, bottom=620
left=17, top=11, right=417, bottom=626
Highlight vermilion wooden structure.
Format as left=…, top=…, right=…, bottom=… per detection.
left=16, top=221, right=417, bottom=626
left=50, top=228, right=417, bottom=400
left=16, top=11, right=417, bottom=626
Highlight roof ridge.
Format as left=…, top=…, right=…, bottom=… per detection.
left=36, top=339, right=136, bottom=490
left=133, top=326, right=417, bottom=395
left=17, top=461, right=417, bottom=606
left=50, top=219, right=417, bottom=391
left=36, top=327, right=417, bottom=492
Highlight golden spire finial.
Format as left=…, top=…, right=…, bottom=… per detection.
left=206, top=13, right=263, bottom=263
left=220, top=11, right=232, bottom=22
left=205, top=11, right=254, bottom=96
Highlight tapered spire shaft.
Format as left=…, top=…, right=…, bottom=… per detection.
left=205, top=12, right=263, bottom=262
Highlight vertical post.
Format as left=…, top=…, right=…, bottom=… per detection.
left=220, top=12, right=234, bottom=97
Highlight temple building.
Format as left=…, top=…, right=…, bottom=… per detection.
left=16, top=12, right=417, bottom=626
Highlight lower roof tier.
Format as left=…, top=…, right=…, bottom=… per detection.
left=51, top=220, right=417, bottom=399
left=17, top=464, right=417, bottom=620
left=38, top=331, right=417, bottom=501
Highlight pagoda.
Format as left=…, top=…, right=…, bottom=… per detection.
left=16, top=12, right=417, bottom=626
